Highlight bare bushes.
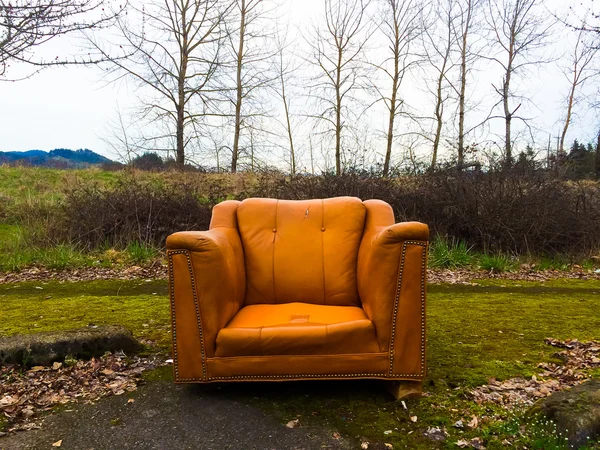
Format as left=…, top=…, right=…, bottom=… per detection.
left=50, top=178, right=213, bottom=249
left=248, top=171, right=600, bottom=255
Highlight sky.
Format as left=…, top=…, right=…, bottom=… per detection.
left=0, top=0, right=598, bottom=167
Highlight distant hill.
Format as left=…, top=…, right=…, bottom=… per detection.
left=0, top=149, right=113, bottom=168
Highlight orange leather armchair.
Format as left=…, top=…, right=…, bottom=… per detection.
left=166, top=197, right=429, bottom=398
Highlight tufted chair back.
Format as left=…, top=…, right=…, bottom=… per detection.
left=236, top=197, right=366, bottom=306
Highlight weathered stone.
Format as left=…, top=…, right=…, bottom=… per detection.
left=531, top=379, right=600, bottom=448
left=0, top=325, right=141, bottom=366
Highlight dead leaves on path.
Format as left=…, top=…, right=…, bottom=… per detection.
left=426, top=267, right=600, bottom=285
left=0, top=264, right=167, bottom=284
left=0, top=353, right=163, bottom=433
left=470, top=338, right=600, bottom=408
left=2, top=263, right=599, bottom=285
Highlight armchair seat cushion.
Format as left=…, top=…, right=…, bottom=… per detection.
left=215, top=302, right=379, bottom=357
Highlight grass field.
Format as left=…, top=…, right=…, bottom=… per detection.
left=2, top=278, right=599, bottom=448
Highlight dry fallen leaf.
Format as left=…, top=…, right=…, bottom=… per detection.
left=410, top=415, right=418, bottom=422
left=469, top=437, right=486, bottom=449
left=456, top=440, right=470, bottom=449
left=285, top=419, right=300, bottom=429
left=0, top=353, right=163, bottom=433
left=332, top=432, right=341, bottom=439
left=470, top=338, right=600, bottom=409
left=384, top=444, right=393, bottom=449
left=467, top=415, right=479, bottom=429
left=52, top=440, right=62, bottom=447
left=360, top=441, right=369, bottom=449
left=127, top=398, right=135, bottom=404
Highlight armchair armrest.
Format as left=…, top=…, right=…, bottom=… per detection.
left=357, top=200, right=428, bottom=378
left=166, top=226, right=245, bottom=382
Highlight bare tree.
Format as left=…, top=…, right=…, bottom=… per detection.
left=485, top=0, right=553, bottom=166
left=373, top=0, right=423, bottom=176
left=559, top=28, right=598, bottom=153
left=90, top=0, right=231, bottom=167
left=228, top=0, right=275, bottom=172
left=0, top=0, right=123, bottom=78
left=101, top=105, right=143, bottom=165
left=272, top=28, right=298, bottom=176
left=452, top=0, right=482, bottom=169
left=307, top=0, right=372, bottom=175
left=422, top=0, right=456, bottom=170
left=595, top=130, right=600, bottom=179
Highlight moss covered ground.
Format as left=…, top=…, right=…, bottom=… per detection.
left=1, top=278, right=599, bottom=448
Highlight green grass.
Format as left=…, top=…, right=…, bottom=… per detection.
left=1, top=278, right=599, bottom=447
left=0, top=280, right=170, bottom=348
left=477, top=253, right=517, bottom=273
left=429, top=235, right=474, bottom=268
left=125, top=241, right=159, bottom=265
left=0, top=223, right=162, bottom=272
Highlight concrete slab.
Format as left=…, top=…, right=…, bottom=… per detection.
left=0, top=381, right=355, bottom=450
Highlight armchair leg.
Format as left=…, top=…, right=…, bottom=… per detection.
left=385, top=380, right=423, bottom=400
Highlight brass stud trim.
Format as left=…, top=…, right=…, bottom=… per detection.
left=168, top=249, right=207, bottom=382
left=389, top=240, right=427, bottom=377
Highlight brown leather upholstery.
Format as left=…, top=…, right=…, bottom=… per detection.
left=238, top=197, right=365, bottom=306
left=166, top=197, right=428, bottom=384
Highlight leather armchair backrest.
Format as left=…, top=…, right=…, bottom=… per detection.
left=237, top=197, right=366, bottom=306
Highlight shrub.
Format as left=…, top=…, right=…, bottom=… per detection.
left=49, top=177, right=213, bottom=249
left=247, top=171, right=600, bottom=256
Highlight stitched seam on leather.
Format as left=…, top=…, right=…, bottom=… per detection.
left=168, top=250, right=178, bottom=382
left=389, top=242, right=406, bottom=375
left=321, top=199, right=326, bottom=305
left=390, top=241, right=427, bottom=378
left=203, top=373, right=422, bottom=381
left=420, top=242, right=427, bottom=377
left=186, top=250, right=207, bottom=381
left=168, top=249, right=207, bottom=382
left=209, top=352, right=389, bottom=360
left=272, top=199, right=278, bottom=304
left=176, top=373, right=423, bottom=382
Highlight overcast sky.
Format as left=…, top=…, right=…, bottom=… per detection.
left=0, top=0, right=597, bottom=167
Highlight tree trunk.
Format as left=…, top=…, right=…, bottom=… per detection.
left=503, top=11, right=517, bottom=169
left=431, top=19, right=451, bottom=172
left=176, top=8, right=189, bottom=168
left=231, top=0, right=246, bottom=173
left=560, top=81, right=577, bottom=154
left=595, top=132, right=600, bottom=180
left=384, top=41, right=399, bottom=177
left=457, top=0, right=472, bottom=171
left=383, top=3, right=400, bottom=177
left=502, top=74, right=512, bottom=167
left=335, top=46, right=343, bottom=176
left=281, top=72, right=296, bottom=176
